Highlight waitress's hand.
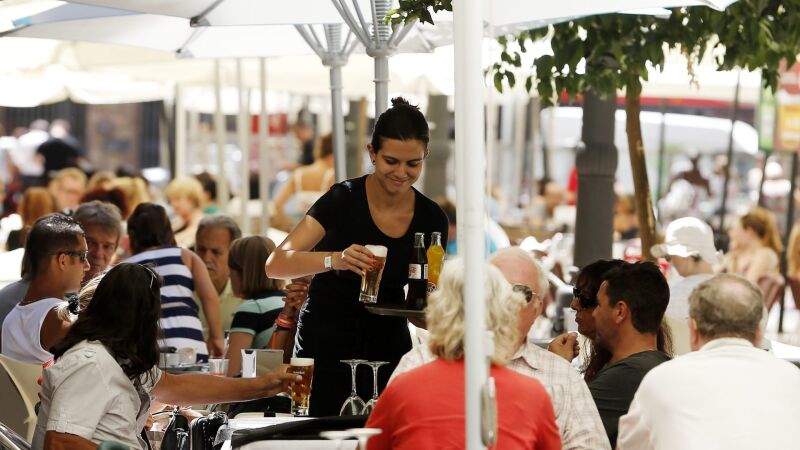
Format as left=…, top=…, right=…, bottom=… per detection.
left=334, top=244, right=375, bottom=276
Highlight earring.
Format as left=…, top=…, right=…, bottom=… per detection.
left=371, top=160, right=375, bottom=165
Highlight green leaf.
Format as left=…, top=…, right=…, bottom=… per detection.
left=494, top=71, right=504, bottom=93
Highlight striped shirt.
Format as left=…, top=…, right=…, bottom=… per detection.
left=228, top=292, right=285, bottom=350
left=125, top=247, right=208, bottom=362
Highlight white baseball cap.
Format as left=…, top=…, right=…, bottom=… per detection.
left=651, top=217, right=722, bottom=265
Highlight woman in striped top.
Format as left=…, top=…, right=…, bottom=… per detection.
left=124, top=203, right=223, bottom=362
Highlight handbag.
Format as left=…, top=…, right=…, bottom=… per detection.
left=161, top=411, right=190, bottom=450
left=190, top=412, right=228, bottom=450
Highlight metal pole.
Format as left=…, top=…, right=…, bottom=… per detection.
left=330, top=64, right=347, bottom=182
left=655, top=99, right=667, bottom=211
left=718, top=71, right=741, bottom=234
left=213, top=60, right=229, bottom=212
left=174, top=84, right=186, bottom=179
left=237, top=59, right=251, bottom=235
left=259, top=58, right=270, bottom=234
left=778, top=151, right=798, bottom=333
left=455, top=0, right=487, bottom=447
left=373, top=56, right=389, bottom=117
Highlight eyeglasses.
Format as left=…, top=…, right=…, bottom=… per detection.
left=139, top=264, right=159, bottom=289
left=572, top=286, right=596, bottom=308
left=512, top=284, right=538, bottom=303
left=58, top=250, right=88, bottom=264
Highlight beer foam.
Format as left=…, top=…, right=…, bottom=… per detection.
left=365, top=245, right=388, bottom=258
left=290, top=357, right=314, bottom=366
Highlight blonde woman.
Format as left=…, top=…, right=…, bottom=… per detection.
left=165, top=176, right=206, bottom=248
left=6, top=187, right=58, bottom=250
left=725, top=207, right=781, bottom=285
left=365, top=260, right=560, bottom=450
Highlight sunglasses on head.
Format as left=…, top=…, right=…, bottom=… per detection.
left=572, top=286, right=596, bottom=308
left=58, top=250, right=88, bottom=264
left=512, top=284, right=538, bottom=303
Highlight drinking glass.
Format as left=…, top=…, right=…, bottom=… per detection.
left=361, top=361, right=389, bottom=414
left=340, top=359, right=367, bottom=416
left=319, top=430, right=354, bottom=450
left=288, top=357, right=315, bottom=416
left=207, top=358, right=229, bottom=376
left=359, top=245, right=387, bottom=303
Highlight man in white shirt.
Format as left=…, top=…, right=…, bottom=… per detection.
left=617, top=274, right=800, bottom=450
left=1, top=214, right=88, bottom=363
left=393, top=247, right=610, bottom=450
left=194, top=215, right=243, bottom=335
left=651, top=216, right=719, bottom=354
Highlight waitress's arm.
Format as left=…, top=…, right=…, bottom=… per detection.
left=266, top=215, right=373, bottom=279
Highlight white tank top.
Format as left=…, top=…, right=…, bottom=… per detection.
left=293, top=168, right=335, bottom=216
left=1, top=297, right=64, bottom=364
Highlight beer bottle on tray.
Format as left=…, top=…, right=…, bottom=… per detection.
left=426, top=231, right=444, bottom=293
left=405, top=232, right=428, bottom=310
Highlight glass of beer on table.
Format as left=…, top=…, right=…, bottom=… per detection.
left=359, top=245, right=388, bottom=304
left=288, top=357, right=314, bottom=415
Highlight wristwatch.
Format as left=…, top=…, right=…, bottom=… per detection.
left=324, top=253, right=333, bottom=270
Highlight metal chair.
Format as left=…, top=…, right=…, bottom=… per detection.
left=0, top=355, right=42, bottom=443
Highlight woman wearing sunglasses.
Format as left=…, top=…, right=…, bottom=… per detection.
left=553, top=259, right=673, bottom=382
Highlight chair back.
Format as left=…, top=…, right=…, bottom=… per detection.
left=665, top=316, right=692, bottom=356
left=0, top=421, right=31, bottom=450
left=0, top=355, right=42, bottom=442
left=757, top=273, right=786, bottom=312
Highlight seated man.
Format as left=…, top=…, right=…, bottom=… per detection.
left=393, top=247, right=609, bottom=450
left=194, top=214, right=243, bottom=336
left=617, top=274, right=800, bottom=450
left=650, top=217, right=719, bottom=354
left=73, top=200, right=123, bottom=285
left=2, top=214, right=88, bottom=363
left=588, top=262, right=671, bottom=447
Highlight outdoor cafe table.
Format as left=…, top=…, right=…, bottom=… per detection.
left=220, top=417, right=358, bottom=450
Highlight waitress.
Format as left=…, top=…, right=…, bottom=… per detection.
left=266, top=97, right=449, bottom=416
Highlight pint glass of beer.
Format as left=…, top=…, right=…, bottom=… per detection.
left=359, top=245, right=388, bottom=304
left=288, top=357, right=314, bottom=415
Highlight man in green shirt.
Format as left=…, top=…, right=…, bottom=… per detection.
left=194, top=215, right=242, bottom=336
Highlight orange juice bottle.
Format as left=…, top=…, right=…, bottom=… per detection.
left=426, top=231, right=445, bottom=292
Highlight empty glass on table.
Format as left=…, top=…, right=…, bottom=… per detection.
left=361, top=361, right=389, bottom=415
left=340, top=359, right=367, bottom=416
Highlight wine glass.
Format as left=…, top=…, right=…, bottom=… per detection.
left=339, top=359, right=367, bottom=416
left=320, top=430, right=354, bottom=450
left=361, top=361, right=389, bottom=415
left=346, top=428, right=382, bottom=450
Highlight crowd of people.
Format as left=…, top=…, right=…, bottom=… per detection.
left=0, top=98, right=799, bottom=450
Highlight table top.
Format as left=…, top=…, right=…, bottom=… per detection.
left=220, top=417, right=358, bottom=450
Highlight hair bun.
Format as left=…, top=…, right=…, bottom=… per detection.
left=391, top=97, right=413, bottom=108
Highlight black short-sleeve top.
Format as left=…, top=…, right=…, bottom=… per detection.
left=306, top=175, right=449, bottom=308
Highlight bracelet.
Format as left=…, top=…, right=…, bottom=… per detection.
left=275, top=314, right=297, bottom=329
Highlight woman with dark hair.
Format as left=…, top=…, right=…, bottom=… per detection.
left=266, top=97, right=450, bottom=416
left=124, top=202, right=224, bottom=361
left=33, top=263, right=299, bottom=450
left=551, top=259, right=673, bottom=382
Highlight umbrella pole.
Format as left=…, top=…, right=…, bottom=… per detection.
left=237, top=59, right=250, bottom=235
left=175, top=84, right=187, bottom=179
left=779, top=151, right=798, bottom=333
left=330, top=64, right=347, bottom=182
left=259, top=57, right=271, bottom=234
left=455, top=0, right=488, bottom=448
left=374, top=55, right=389, bottom=116
left=214, top=60, right=229, bottom=213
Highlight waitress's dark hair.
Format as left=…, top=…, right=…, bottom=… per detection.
left=127, top=202, right=176, bottom=254
left=51, top=263, right=163, bottom=382
left=371, top=97, right=429, bottom=154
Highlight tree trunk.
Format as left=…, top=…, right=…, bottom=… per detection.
left=624, top=87, right=657, bottom=262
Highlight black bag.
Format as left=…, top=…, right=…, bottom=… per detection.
left=190, top=412, right=228, bottom=450
left=161, top=412, right=190, bottom=450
